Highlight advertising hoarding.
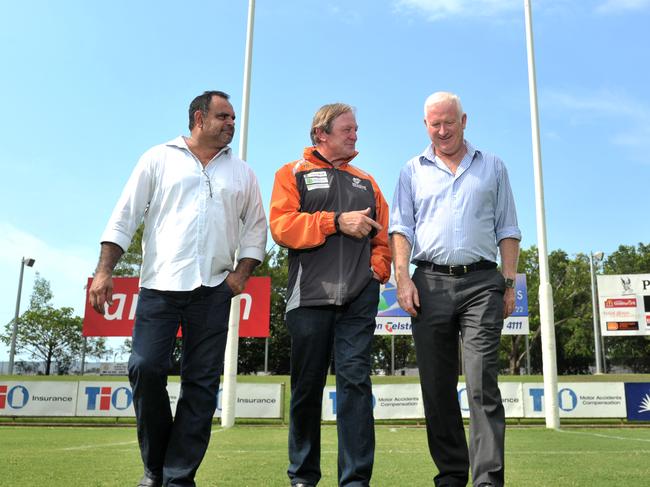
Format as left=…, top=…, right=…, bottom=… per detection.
left=596, top=274, right=650, bottom=336
left=82, top=276, right=271, bottom=338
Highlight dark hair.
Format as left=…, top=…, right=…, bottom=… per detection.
left=188, top=90, right=230, bottom=130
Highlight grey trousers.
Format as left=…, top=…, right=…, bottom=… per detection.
left=412, top=267, right=506, bottom=487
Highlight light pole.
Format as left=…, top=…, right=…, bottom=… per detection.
left=9, top=257, right=36, bottom=375
left=589, top=251, right=605, bottom=374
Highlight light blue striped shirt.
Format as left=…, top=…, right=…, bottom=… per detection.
left=389, top=141, right=521, bottom=265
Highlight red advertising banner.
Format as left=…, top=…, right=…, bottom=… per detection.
left=83, top=276, right=271, bottom=338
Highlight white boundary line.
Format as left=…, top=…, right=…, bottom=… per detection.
left=60, top=440, right=138, bottom=451
left=558, top=428, right=650, bottom=443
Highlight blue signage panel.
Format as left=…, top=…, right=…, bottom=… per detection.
left=624, top=382, right=650, bottom=421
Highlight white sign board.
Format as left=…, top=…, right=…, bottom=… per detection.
left=215, top=382, right=283, bottom=419
left=0, top=381, right=78, bottom=416
left=522, top=382, right=626, bottom=418
left=323, top=382, right=524, bottom=420
left=458, top=382, right=524, bottom=418
left=75, top=381, right=282, bottom=418
left=76, top=381, right=136, bottom=417
left=596, top=274, right=650, bottom=336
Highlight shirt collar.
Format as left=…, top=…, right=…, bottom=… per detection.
left=165, top=136, right=232, bottom=158
left=418, top=140, right=479, bottom=168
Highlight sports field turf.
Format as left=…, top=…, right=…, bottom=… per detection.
left=2, top=425, right=649, bottom=486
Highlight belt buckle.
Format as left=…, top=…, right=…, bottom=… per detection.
left=449, top=265, right=468, bottom=276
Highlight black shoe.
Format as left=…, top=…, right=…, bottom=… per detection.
left=293, top=484, right=314, bottom=487
left=137, top=475, right=162, bottom=487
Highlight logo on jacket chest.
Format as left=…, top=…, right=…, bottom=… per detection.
left=304, top=171, right=329, bottom=191
left=351, top=177, right=367, bottom=191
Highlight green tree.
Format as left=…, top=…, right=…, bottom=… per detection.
left=503, top=246, right=594, bottom=375
left=238, top=245, right=291, bottom=374
left=500, top=246, right=539, bottom=375
left=601, top=243, right=650, bottom=372
left=114, top=224, right=144, bottom=276
left=371, top=336, right=417, bottom=375
left=1, top=274, right=107, bottom=375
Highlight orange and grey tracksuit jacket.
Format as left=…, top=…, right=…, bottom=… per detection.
left=270, top=147, right=391, bottom=313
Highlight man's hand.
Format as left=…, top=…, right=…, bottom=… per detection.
left=338, top=207, right=382, bottom=239
left=225, top=257, right=260, bottom=296
left=88, top=242, right=123, bottom=314
left=88, top=270, right=114, bottom=315
left=503, top=287, right=515, bottom=318
left=396, top=277, right=420, bottom=317
left=225, top=270, right=248, bottom=296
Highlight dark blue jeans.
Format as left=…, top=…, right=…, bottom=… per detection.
left=286, top=278, right=379, bottom=487
left=128, top=283, right=232, bottom=487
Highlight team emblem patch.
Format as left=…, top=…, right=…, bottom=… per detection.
left=351, top=177, right=367, bottom=190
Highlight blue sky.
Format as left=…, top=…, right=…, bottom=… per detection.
left=1, top=0, right=649, bottom=360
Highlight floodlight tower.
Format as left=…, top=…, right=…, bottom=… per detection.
left=8, top=257, right=36, bottom=375
left=589, top=251, right=605, bottom=374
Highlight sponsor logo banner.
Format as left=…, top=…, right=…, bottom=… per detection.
left=624, top=382, right=650, bottom=421
left=225, top=383, right=283, bottom=419
left=597, top=274, right=650, bottom=336
left=76, top=381, right=138, bottom=417
left=82, top=276, right=271, bottom=338
left=0, top=382, right=77, bottom=416
left=322, top=382, right=523, bottom=420
left=523, top=382, right=626, bottom=418
left=75, top=381, right=282, bottom=418
left=374, top=317, right=412, bottom=335
left=458, top=382, right=524, bottom=418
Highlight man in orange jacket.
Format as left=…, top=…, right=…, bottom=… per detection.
left=270, top=103, right=391, bottom=487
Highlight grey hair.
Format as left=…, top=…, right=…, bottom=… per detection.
left=310, top=103, right=355, bottom=145
left=423, top=92, right=464, bottom=118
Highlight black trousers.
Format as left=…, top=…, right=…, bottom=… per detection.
left=128, top=282, right=232, bottom=487
left=412, top=268, right=506, bottom=487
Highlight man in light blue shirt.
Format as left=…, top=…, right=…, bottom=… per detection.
left=389, top=92, right=521, bottom=487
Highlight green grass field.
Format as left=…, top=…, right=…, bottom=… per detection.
left=2, top=425, right=650, bottom=486
left=2, top=375, right=650, bottom=485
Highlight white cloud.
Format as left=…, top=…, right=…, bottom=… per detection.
left=596, top=0, right=650, bottom=14
left=543, top=89, right=650, bottom=159
left=393, top=0, right=521, bottom=21
left=326, top=3, right=363, bottom=23
left=544, top=90, right=647, bottom=119
left=393, top=0, right=650, bottom=21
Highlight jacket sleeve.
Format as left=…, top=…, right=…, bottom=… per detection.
left=369, top=177, right=392, bottom=284
left=269, top=163, right=337, bottom=249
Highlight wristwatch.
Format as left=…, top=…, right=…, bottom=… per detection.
left=504, top=277, right=515, bottom=289
left=334, top=212, right=341, bottom=233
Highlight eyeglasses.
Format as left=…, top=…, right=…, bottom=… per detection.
left=202, top=168, right=213, bottom=198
